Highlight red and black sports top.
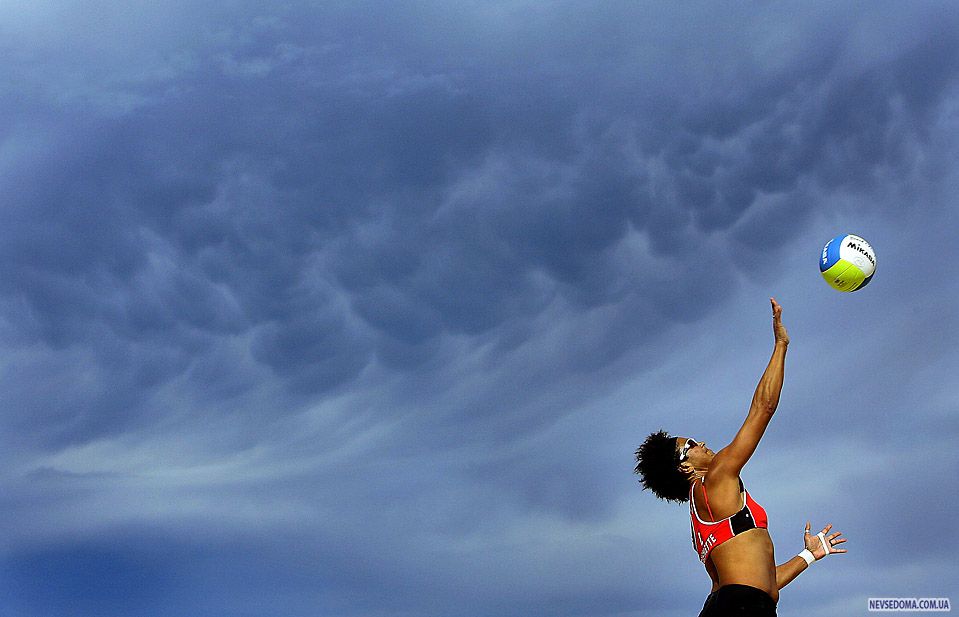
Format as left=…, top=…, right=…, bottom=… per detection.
left=689, top=478, right=768, bottom=563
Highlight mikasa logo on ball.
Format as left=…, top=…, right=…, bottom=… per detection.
left=845, top=239, right=876, bottom=266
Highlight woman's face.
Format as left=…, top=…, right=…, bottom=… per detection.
left=676, top=437, right=714, bottom=468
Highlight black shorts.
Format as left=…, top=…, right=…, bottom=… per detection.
left=698, top=584, right=777, bottom=617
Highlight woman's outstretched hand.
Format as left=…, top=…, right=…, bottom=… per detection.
left=771, top=297, right=789, bottom=346
left=804, top=522, right=847, bottom=559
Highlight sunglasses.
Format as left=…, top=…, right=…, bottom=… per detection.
left=678, top=438, right=699, bottom=462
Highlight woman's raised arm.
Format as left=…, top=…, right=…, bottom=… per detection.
left=710, top=298, right=789, bottom=481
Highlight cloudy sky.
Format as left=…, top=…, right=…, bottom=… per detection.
left=1, top=1, right=957, bottom=616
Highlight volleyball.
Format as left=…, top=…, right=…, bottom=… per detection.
left=820, top=234, right=876, bottom=292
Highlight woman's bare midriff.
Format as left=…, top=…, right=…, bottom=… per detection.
left=707, top=528, right=778, bottom=602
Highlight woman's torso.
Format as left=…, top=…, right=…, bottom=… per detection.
left=690, top=477, right=778, bottom=602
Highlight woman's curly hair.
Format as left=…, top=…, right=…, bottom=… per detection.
left=634, top=430, right=691, bottom=503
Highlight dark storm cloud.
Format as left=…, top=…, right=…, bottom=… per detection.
left=5, top=2, right=957, bottom=401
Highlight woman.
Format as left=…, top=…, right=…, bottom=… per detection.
left=634, top=298, right=846, bottom=616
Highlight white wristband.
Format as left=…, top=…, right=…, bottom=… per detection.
left=798, top=549, right=815, bottom=565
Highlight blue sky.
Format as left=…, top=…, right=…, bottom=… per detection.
left=1, top=2, right=957, bottom=616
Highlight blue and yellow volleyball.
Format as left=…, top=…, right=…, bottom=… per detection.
left=820, top=234, right=876, bottom=292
